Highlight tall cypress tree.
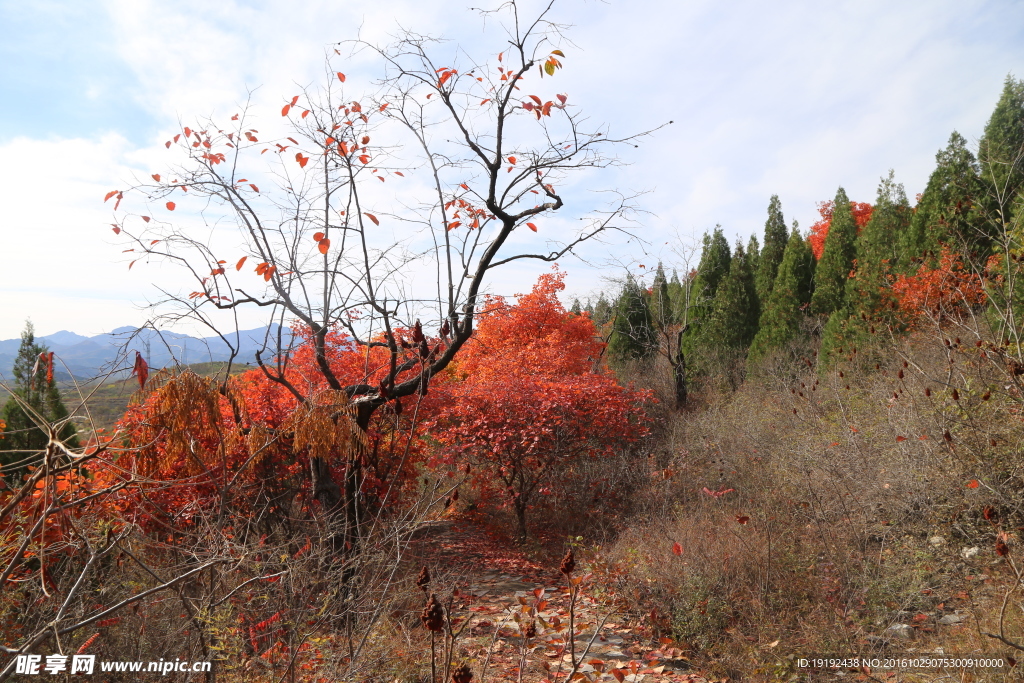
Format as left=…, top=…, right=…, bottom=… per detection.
left=649, top=262, right=673, bottom=330
left=680, top=227, right=731, bottom=356
left=702, top=242, right=759, bottom=350
left=749, top=227, right=815, bottom=361
left=978, top=75, right=1024, bottom=228
left=810, top=187, right=858, bottom=316
left=821, top=173, right=912, bottom=361
left=755, top=195, right=789, bottom=305
left=901, top=132, right=982, bottom=267
left=1, top=322, right=79, bottom=474
left=608, top=274, right=657, bottom=362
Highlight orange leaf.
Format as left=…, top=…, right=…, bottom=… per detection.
left=236, top=256, right=247, bottom=271
left=301, top=110, right=309, bottom=118
left=313, top=232, right=325, bottom=241
left=611, top=669, right=625, bottom=683
left=358, top=154, right=370, bottom=164
left=508, top=156, right=517, bottom=164
left=296, top=153, right=309, bottom=168
left=671, top=542, right=682, bottom=556
left=249, top=184, right=259, bottom=192
left=480, top=98, right=491, bottom=105
left=166, top=201, right=176, bottom=211
left=132, top=351, right=149, bottom=389
left=394, top=171, right=404, bottom=177
left=104, top=190, right=119, bottom=202
left=447, top=221, right=462, bottom=231
left=337, top=72, right=346, bottom=83
left=318, top=238, right=330, bottom=254
left=151, top=174, right=161, bottom=182
left=967, top=479, right=980, bottom=489
left=290, top=95, right=299, bottom=106
left=896, top=436, right=907, bottom=442
left=379, top=103, right=389, bottom=112
left=527, top=222, right=537, bottom=232
left=364, top=213, right=379, bottom=226
left=282, top=104, right=291, bottom=116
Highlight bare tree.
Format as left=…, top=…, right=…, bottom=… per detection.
left=108, top=2, right=658, bottom=563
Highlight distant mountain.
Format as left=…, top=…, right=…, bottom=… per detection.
left=0, top=325, right=292, bottom=382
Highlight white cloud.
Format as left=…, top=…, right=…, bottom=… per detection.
left=1, top=0, right=1023, bottom=338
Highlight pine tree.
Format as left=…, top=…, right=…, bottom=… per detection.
left=810, top=187, right=858, bottom=315
left=592, top=294, right=613, bottom=329
left=978, top=75, right=1024, bottom=227
left=679, top=227, right=731, bottom=358
left=608, top=274, right=657, bottom=362
left=702, top=242, right=759, bottom=350
left=901, top=132, right=982, bottom=266
left=749, top=226, right=815, bottom=361
left=820, top=173, right=912, bottom=362
left=755, top=195, right=789, bottom=305
left=649, top=262, right=673, bottom=330
left=1, top=322, right=79, bottom=474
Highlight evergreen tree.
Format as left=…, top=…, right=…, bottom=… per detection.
left=1, top=322, right=79, bottom=474
left=702, top=242, right=759, bottom=350
left=667, top=268, right=684, bottom=317
left=901, top=132, right=982, bottom=266
left=978, top=75, right=1024, bottom=226
left=679, top=227, right=731, bottom=356
left=608, top=274, right=657, bottom=362
left=569, top=298, right=583, bottom=315
left=649, top=262, right=673, bottom=330
left=690, top=227, right=732, bottom=307
left=592, top=294, right=613, bottom=329
left=820, top=173, right=912, bottom=362
left=749, top=227, right=815, bottom=361
left=810, top=187, right=858, bottom=315
left=755, top=195, right=789, bottom=305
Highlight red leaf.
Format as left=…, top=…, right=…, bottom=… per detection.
left=296, top=153, right=309, bottom=168
left=364, top=213, right=379, bottom=226
left=166, top=201, right=176, bottom=211
left=508, top=156, right=517, bottom=164
left=104, top=190, right=119, bottom=202
left=611, top=669, right=625, bottom=683
left=967, top=479, right=979, bottom=489
left=151, top=174, right=161, bottom=182
left=337, top=72, right=346, bottom=83
left=527, top=222, right=538, bottom=232
left=184, top=127, right=191, bottom=138
left=301, top=110, right=309, bottom=118
left=290, top=95, right=299, bottom=106
left=318, top=238, right=330, bottom=254
left=896, top=436, right=907, bottom=442
left=141, top=216, right=151, bottom=223
left=236, top=256, right=247, bottom=271
left=358, top=154, right=370, bottom=164
left=281, top=104, right=291, bottom=116
left=480, top=98, right=491, bottom=105
left=736, top=515, right=750, bottom=525
left=132, top=351, right=149, bottom=390
left=249, top=184, right=259, bottom=192
left=314, top=232, right=326, bottom=242
left=394, top=171, right=404, bottom=177
left=111, top=226, right=121, bottom=235
left=671, top=542, right=682, bottom=556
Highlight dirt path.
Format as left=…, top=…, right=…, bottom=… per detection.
left=408, top=514, right=711, bottom=683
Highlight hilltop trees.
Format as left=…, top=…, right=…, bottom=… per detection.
left=608, top=273, right=657, bottom=363
left=0, top=322, right=79, bottom=473
left=755, top=195, right=788, bottom=305
left=811, top=188, right=859, bottom=316
left=749, top=226, right=815, bottom=361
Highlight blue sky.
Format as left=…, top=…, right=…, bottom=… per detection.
left=1, top=0, right=1022, bottom=340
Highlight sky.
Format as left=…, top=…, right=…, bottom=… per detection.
left=0, top=0, right=1022, bottom=340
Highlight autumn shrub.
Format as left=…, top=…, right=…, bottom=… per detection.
left=426, top=271, right=653, bottom=542
left=604, top=321, right=1024, bottom=675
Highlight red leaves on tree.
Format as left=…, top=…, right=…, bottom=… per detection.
left=807, top=200, right=874, bottom=260
left=132, top=351, right=149, bottom=390
left=166, top=201, right=176, bottom=211
left=891, top=248, right=986, bottom=325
